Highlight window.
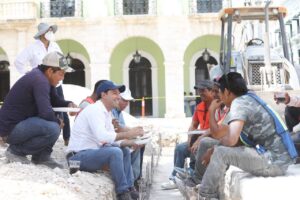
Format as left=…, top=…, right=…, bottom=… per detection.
left=197, top=0, right=222, bottom=13
left=123, top=0, right=148, bottom=15
left=50, top=0, right=75, bottom=17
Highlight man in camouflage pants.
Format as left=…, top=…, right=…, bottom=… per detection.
left=193, top=72, right=294, bottom=200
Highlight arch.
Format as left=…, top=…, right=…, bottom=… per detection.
left=57, top=39, right=90, bottom=87
left=110, top=36, right=165, bottom=117
left=183, top=34, right=221, bottom=93
left=129, top=57, right=153, bottom=116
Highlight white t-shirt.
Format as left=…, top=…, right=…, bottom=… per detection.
left=14, top=39, right=62, bottom=74
left=67, top=100, right=117, bottom=153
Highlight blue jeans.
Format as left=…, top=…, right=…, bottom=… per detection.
left=172, top=142, right=191, bottom=176
left=7, top=117, right=60, bottom=160
left=131, top=149, right=141, bottom=181
left=69, top=146, right=134, bottom=194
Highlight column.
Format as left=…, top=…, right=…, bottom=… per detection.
left=164, top=60, right=185, bottom=118
left=88, top=62, right=110, bottom=90
left=10, top=28, right=27, bottom=86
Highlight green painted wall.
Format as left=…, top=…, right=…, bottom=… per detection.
left=105, top=0, right=115, bottom=16
left=0, top=47, right=7, bottom=56
left=183, top=35, right=221, bottom=92
left=109, top=37, right=166, bottom=117
left=57, top=39, right=90, bottom=63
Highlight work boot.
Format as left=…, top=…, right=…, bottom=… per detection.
left=129, top=186, right=139, bottom=200
left=117, top=191, right=132, bottom=200
left=184, top=176, right=200, bottom=187
left=5, top=148, right=30, bottom=164
left=32, top=157, right=64, bottom=169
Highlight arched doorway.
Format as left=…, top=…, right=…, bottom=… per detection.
left=63, top=57, right=85, bottom=87
left=195, top=55, right=218, bottom=85
left=0, top=61, right=10, bottom=102
left=129, top=57, right=153, bottom=116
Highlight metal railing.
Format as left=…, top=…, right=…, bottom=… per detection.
left=114, top=0, right=157, bottom=16
left=189, top=0, right=224, bottom=15
left=40, top=0, right=83, bottom=18
left=0, top=1, right=37, bottom=20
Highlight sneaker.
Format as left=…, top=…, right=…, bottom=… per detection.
left=129, top=187, right=139, bottom=200
left=117, top=191, right=132, bottom=200
left=5, top=148, right=30, bottom=164
left=32, top=157, right=64, bottom=169
left=161, top=179, right=178, bottom=190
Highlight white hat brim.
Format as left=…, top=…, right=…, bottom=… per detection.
left=34, top=24, right=58, bottom=39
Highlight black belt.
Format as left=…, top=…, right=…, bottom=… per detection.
left=66, top=151, right=77, bottom=160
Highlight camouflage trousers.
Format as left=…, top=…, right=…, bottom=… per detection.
left=194, top=137, right=287, bottom=199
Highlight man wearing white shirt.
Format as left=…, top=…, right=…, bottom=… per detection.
left=15, top=22, right=71, bottom=146
left=67, top=80, right=143, bottom=200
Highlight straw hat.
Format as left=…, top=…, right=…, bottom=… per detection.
left=34, top=22, right=57, bottom=39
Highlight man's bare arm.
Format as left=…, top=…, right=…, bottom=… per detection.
left=220, top=120, right=244, bottom=146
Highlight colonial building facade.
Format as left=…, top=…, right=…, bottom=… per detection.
left=0, top=0, right=286, bottom=117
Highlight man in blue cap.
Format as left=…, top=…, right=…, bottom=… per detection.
left=67, top=80, right=144, bottom=200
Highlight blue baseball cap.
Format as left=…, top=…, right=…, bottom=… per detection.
left=96, top=80, right=125, bottom=96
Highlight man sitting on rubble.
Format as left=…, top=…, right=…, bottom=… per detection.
left=112, top=88, right=144, bottom=188
left=192, top=72, right=296, bottom=200
left=161, top=80, right=221, bottom=190
left=66, top=80, right=144, bottom=200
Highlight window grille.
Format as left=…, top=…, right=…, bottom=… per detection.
left=123, top=0, right=148, bottom=15
left=249, top=62, right=282, bottom=85
left=41, top=0, right=82, bottom=18
left=196, top=0, right=222, bottom=13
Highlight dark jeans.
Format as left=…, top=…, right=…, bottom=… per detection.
left=56, top=85, right=70, bottom=141
left=285, top=106, right=300, bottom=132
left=7, top=117, right=60, bottom=160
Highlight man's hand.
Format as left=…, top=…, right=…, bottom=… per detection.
left=112, top=119, right=120, bottom=132
left=68, top=102, right=78, bottom=116
left=58, top=118, right=64, bottom=129
left=201, top=147, right=214, bottom=167
left=128, top=126, right=144, bottom=139
left=284, top=93, right=291, bottom=104
left=190, top=139, right=200, bottom=154
left=209, top=99, right=223, bottom=113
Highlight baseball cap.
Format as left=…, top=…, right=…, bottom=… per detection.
left=42, top=52, right=74, bottom=72
left=96, top=80, right=125, bottom=96
left=194, top=80, right=214, bottom=90
left=120, top=88, right=134, bottom=101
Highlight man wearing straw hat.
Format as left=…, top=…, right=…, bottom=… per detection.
left=15, top=22, right=71, bottom=146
